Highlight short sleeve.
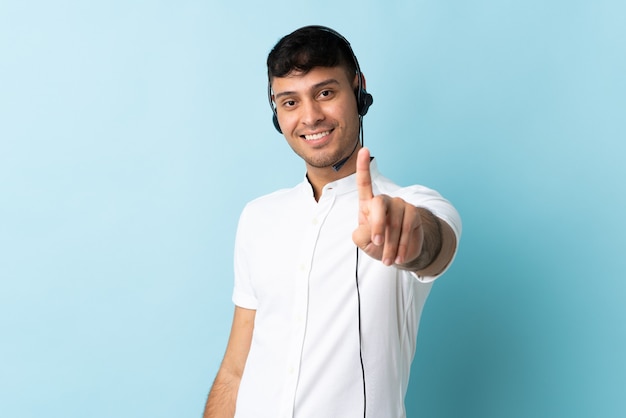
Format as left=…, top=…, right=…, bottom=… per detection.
left=397, top=185, right=462, bottom=283
left=232, top=206, right=259, bottom=309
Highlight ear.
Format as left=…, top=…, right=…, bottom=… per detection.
left=353, top=73, right=367, bottom=90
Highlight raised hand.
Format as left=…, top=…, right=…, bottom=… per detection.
left=352, top=148, right=425, bottom=267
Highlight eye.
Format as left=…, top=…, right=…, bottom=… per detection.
left=281, top=99, right=297, bottom=109
left=319, top=90, right=333, bottom=99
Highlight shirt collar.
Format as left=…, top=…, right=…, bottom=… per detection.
left=298, top=158, right=380, bottom=198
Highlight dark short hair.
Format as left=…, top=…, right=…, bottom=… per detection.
left=267, top=26, right=357, bottom=82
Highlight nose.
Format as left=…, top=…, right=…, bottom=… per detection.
left=300, top=99, right=325, bottom=126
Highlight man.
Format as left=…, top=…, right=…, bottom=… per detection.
left=204, top=25, right=461, bottom=418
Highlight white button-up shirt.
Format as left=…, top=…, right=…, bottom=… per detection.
left=232, top=160, right=461, bottom=418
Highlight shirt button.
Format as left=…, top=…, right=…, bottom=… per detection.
left=312, top=217, right=318, bottom=225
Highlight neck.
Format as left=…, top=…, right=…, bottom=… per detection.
left=306, top=143, right=362, bottom=201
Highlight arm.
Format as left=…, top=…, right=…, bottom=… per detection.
left=352, top=147, right=458, bottom=276
left=397, top=207, right=457, bottom=277
left=203, top=306, right=255, bottom=418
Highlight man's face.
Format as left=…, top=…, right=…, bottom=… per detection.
left=271, top=66, right=361, bottom=172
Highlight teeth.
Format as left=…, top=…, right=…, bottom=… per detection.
left=304, top=131, right=330, bottom=141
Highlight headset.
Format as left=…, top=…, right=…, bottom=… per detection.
left=267, top=25, right=374, bottom=137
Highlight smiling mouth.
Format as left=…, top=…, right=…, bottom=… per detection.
left=302, top=130, right=332, bottom=141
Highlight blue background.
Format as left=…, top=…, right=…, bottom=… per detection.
left=1, top=0, right=624, bottom=417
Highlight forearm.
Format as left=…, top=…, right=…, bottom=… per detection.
left=203, top=368, right=240, bottom=418
left=398, top=207, right=456, bottom=277
left=203, top=306, right=255, bottom=418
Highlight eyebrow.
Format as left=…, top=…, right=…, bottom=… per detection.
left=273, top=78, right=340, bottom=100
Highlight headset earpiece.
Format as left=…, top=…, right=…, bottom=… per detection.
left=272, top=112, right=282, bottom=133
left=357, top=88, right=374, bottom=117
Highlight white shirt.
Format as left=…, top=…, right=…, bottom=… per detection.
left=232, top=160, right=461, bottom=418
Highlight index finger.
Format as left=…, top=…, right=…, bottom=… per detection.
left=356, top=147, right=373, bottom=202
